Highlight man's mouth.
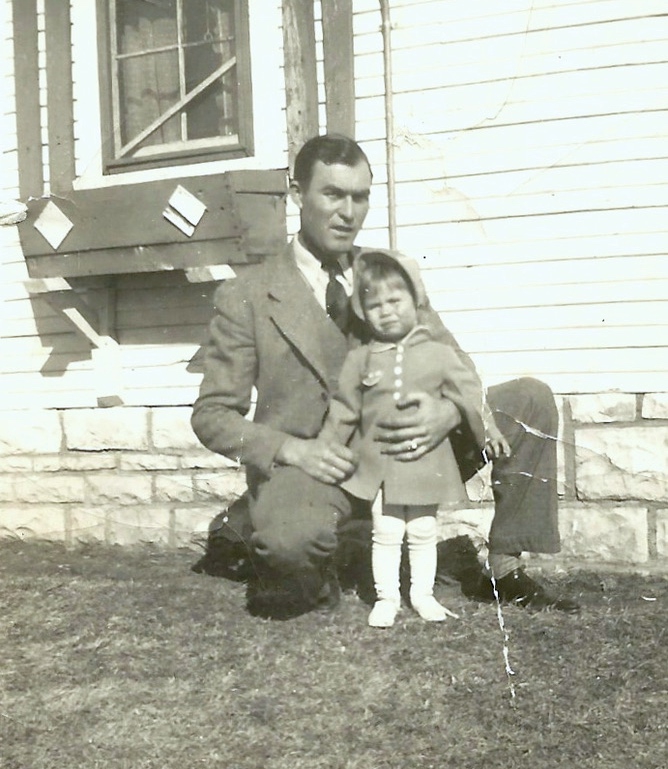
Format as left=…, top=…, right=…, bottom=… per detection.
left=331, top=226, right=353, bottom=236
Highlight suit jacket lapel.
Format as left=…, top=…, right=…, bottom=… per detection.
left=267, top=248, right=348, bottom=387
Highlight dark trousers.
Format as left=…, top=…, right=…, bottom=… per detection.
left=485, top=378, right=560, bottom=554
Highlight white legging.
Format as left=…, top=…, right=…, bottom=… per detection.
left=371, top=497, right=439, bottom=606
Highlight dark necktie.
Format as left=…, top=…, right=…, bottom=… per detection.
left=324, top=262, right=350, bottom=332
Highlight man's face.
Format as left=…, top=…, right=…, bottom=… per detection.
left=292, top=160, right=372, bottom=260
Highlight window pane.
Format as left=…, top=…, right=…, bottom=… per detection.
left=118, top=51, right=181, bottom=147
left=116, top=0, right=177, bottom=55
left=184, top=0, right=238, bottom=140
left=111, top=0, right=245, bottom=160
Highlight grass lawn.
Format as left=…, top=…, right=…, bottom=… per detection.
left=1, top=539, right=666, bottom=769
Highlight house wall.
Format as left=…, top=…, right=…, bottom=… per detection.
left=1, top=0, right=667, bottom=567
left=2, top=0, right=287, bottom=413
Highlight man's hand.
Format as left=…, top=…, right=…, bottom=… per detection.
left=375, top=392, right=462, bottom=462
left=275, top=436, right=357, bottom=484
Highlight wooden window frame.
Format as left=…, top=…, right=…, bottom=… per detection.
left=95, top=0, right=254, bottom=175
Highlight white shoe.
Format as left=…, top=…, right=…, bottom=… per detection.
left=368, top=599, right=400, bottom=628
left=411, top=596, right=459, bottom=622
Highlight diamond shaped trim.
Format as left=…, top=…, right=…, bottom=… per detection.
left=34, top=201, right=74, bottom=250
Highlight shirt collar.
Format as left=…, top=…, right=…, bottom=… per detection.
left=291, top=236, right=354, bottom=299
left=293, top=235, right=352, bottom=272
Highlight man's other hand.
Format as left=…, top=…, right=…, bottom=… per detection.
left=275, top=436, right=357, bottom=484
left=375, top=392, right=462, bottom=462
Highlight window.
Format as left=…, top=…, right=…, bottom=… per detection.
left=98, top=0, right=253, bottom=172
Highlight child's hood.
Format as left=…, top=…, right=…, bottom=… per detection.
left=350, top=248, right=428, bottom=319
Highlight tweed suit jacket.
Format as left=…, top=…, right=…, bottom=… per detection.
left=191, top=243, right=486, bottom=490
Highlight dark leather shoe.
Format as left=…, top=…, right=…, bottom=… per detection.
left=246, top=562, right=339, bottom=620
left=495, top=569, right=580, bottom=613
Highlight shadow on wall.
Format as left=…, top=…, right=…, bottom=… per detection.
left=29, top=271, right=217, bottom=378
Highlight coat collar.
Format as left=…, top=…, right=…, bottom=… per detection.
left=266, top=243, right=349, bottom=386
left=368, top=324, right=433, bottom=353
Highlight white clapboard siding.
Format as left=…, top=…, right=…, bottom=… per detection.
left=429, top=278, right=668, bottom=314
left=351, top=0, right=668, bottom=393
left=440, top=300, right=667, bottom=334
left=0, top=0, right=288, bottom=411
left=359, top=113, right=668, bottom=184
left=1, top=0, right=666, bottom=410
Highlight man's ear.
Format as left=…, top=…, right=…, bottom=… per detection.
left=288, top=179, right=303, bottom=210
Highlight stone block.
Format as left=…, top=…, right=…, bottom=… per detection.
left=575, top=426, right=668, bottom=502
left=179, top=452, right=239, bottom=470
left=86, top=474, right=153, bottom=505
left=568, top=393, right=637, bottom=423
left=0, top=456, right=33, bottom=472
left=0, top=505, right=67, bottom=541
left=0, top=476, right=15, bottom=502
left=172, top=506, right=217, bottom=547
left=106, top=506, right=171, bottom=546
left=64, top=408, right=149, bottom=451
left=655, top=508, right=668, bottom=559
left=119, top=454, right=180, bottom=471
left=0, top=410, right=61, bottom=455
left=642, top=393, right=668, bottom=420
left=437, top=505, right=494, bottom=552
left=68, top=506, right=107, bottom=544
left=555, top=396, right=568, bottom=498
left=152, top=407, right=202, bottom=451
left=33, top=453, right=118, bottom=472
left=13, top=475, right=86, bottom=504
left=465, top=464, right=493, bottom=503
left=558, top=504, right=649, bottom=563
left=194, top=471, right=247, bottom=502
left=154, top=475, right=194, bottom=503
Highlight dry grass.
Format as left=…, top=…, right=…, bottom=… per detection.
left=1, top=539, right=666, bottom=769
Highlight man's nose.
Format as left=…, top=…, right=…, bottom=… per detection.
left=338, top=196, right=354, bottom=220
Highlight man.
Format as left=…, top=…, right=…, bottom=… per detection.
left=191, top=134, right=579, bottom=618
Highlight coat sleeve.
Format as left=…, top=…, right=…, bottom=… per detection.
left=320, top=348, right=367, bottom=446
left=191, top=278, right=291, bottom=476
left=436, top=346, right=487, bottom=449
left=417, top=299, right=478, bottom=374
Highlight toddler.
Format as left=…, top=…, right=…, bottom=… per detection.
left=323, top=250, right=487, bottom=627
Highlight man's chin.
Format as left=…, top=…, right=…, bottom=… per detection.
left=327, top=234, right=355, bottom=252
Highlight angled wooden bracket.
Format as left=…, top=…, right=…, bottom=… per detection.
left=24, top=277, right=123, bottom=407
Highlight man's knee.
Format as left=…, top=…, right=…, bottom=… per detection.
left=489, top=376, right=557, bottom=434
left=518, top=377, right=558, bottom=431
left=251, top=522, right=337, bottom=572
left=250, top=467, right=349, bottom=571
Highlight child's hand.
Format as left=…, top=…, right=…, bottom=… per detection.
left=483, top=419, right=511, bottom=462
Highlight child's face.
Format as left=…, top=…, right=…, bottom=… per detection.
left=361, top=276, right=418, bottom=342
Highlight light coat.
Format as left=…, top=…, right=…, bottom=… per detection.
left=326, top=325, right=485, bottom=505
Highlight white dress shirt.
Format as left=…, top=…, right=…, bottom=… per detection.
left=292, top=236, right=354, bottom=312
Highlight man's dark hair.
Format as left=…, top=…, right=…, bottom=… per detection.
left=293, top=134, right=373, bottom=188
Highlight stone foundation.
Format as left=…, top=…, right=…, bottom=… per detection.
left=1, top=393, right=667, bottom=571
